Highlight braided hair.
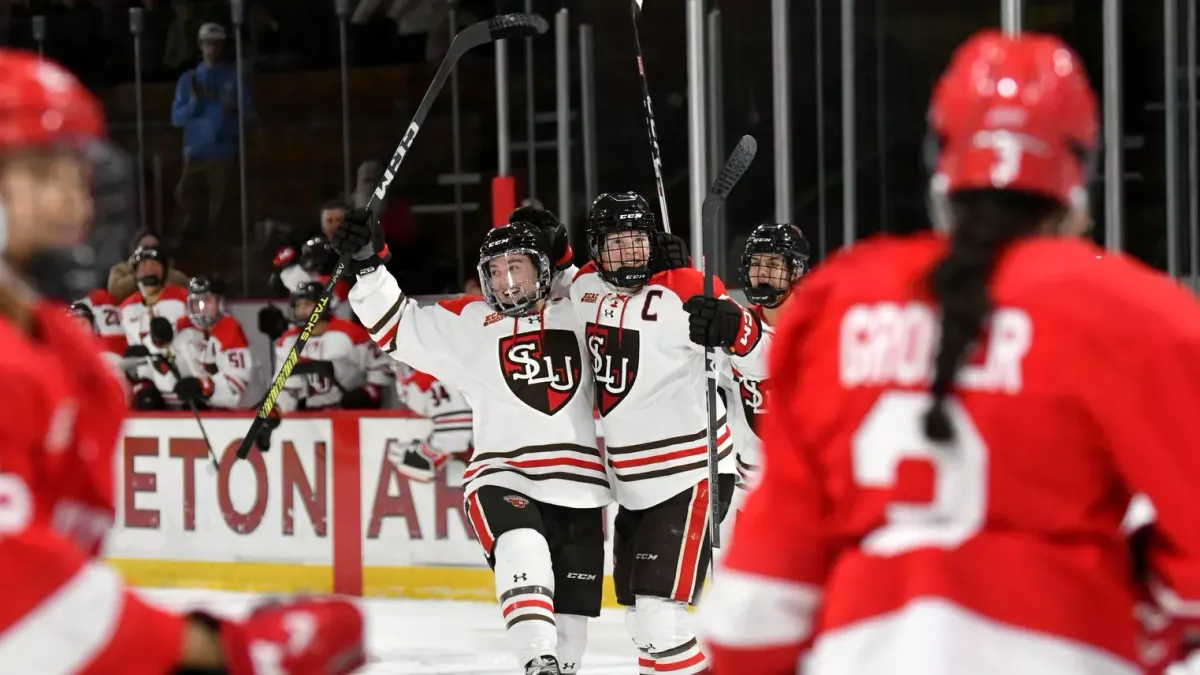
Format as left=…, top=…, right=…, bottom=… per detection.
left=922, top=189, right=1065, bottom=442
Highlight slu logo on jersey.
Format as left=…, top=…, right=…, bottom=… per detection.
left=733, top=367, right=767, bottom=432
left=499, top=329, right=582, bottom=415
left=585, top=323, right=639, bottom=416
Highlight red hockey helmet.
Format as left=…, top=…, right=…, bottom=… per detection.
left=927, top=30, right=1099, bottom=208
left=0, top=49, right=133, bottom=301
left=0, top=49, right=105, bottom=149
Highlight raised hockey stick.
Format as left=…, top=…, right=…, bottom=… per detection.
left=630, top=0, right=672, bottom=233
left=702, top=135, right=758, bottom=549
left=236, top=12, right=550, bottom=460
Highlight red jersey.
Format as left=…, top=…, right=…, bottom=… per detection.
left=0, top=301, right=185, bottom=673
left=699, top=234, right=1200, bottom=675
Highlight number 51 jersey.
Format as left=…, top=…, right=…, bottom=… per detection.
left=349, top=266, right=610, bottom=509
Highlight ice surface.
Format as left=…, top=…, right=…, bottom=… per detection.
left=138, top=588, right=640, bottom=674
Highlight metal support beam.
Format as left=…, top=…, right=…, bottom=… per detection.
left=1104, top=0, right=1124, bottom=252
left=686, top=0, right=708, bottom=266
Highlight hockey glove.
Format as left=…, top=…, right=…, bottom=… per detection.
left=175, top=377, right=213, bottom=404
left=132, top=380, right=166, bottom=410
left=183, top=596, right=366, bottom=675
left=125, top=344, right=151, bottom=358
left=255, top=409, right=281, bottom=452
left=388, top=439, right=447, bottom=483
left=340, top=385, right=382, bottom=410
left=682, top=295, right=762, bottom=356
left=330, top=208, right=390, bottom=275
left=257, top=305, right=288, bottom=341
left=149, top=316, right=174, bottom=346
left=510, top=205, right=573, bottom=270
left=650, top=231, right=691, bottom=273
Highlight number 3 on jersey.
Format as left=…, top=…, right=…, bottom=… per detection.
left=851, top=391, right=987, bottom=556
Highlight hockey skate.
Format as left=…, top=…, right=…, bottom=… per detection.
left=524, top=655, right=561, bottom=675
left=388, top=440, right=446, bottom=483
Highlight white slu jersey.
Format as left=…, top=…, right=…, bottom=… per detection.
left=350, top=266, right=611, bottom=509
left=570, top=264, right=772, bottom=510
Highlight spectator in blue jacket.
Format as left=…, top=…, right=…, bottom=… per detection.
left=170, top=21, right=250, bottom=252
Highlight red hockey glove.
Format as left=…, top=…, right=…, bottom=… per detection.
left=683, top=296, right=762, bottom=356
left=191, top=596, right=366, bottom=675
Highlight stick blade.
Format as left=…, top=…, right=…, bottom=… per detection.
left=709, top=135, right=757, bottom=201
left=488, top=13, right=549, bottom=40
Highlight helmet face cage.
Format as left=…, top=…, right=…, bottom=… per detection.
left=739, top=225, right=810, bottom=308
left=478, top=247, right=552, bottom=318
left=587, top=217, right=656, bottom=289
left=130, top=246, right=167, bottom=287
left=187, top=292, right=222, bottom=330
left=289, top=283, right=324, bottom=324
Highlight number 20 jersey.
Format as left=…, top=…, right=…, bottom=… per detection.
left=349, top=266, right=610, bottom=509
left=700, top=233, right=1200, bottom=675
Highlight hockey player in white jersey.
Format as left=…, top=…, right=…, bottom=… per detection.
left=571, top=191, right=773, bottom=675
left=75, top=287, right=128, bottom=355
left=126, top=275, right=254, bottom=410
left=272, top=280, right=392, bottom=412
left=331, top=209, right=609, bottom=675
left=118, top=245, right=188, bottom=346
left=392, top=361, right=474, bottom=481
left=67, top=300, right=129, bottom=394
left=722, top=222, right=810, bottom=493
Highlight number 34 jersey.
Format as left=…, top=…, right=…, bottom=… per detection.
left=349, top=266, right=609, bottom=510
left=699, top=233, right=1200, bottom=675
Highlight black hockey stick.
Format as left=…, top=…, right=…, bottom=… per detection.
left=702, top=135, right=757, bottom=549
left=236, top=12, right=549, bottom=460
left=629, top=0, right=672, bottom=233
left=146, top=350, right=220, bottom=471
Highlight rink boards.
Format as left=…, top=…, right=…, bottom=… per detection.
left=103, top=412, right=629, bottom=606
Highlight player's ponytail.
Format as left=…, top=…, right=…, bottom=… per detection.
left=924, top=189, right=1063, bottom=442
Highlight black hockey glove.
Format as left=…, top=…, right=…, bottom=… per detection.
left=257, top=305, right=288, bottom=341
left=124, top=344, right=150, bottom=358
left=329, top=208, right=390, bottom=275
left=650, top=231, right=690, bottom=274
left=682, top=295, right=762, bottom=357
left=255, top=409, right=281, bottom=452
left=510, top=205, right=573, bottom=270
left=340, top=386, right=382, bottom=410
left=149, top=316, right=174, bottom=346
left=132, top=380, right=166, bottom=411
left=175, top=377, right=212, bottom=404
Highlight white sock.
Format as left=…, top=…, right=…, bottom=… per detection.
left=555, top=613, right=588, bottom=673
left=635, top=595, right=708, bottom=674
left=626, top=606, right=656, bottom=674
left=494, top=528, right=557, bottom=667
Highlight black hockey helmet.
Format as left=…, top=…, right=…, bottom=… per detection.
left=289, top=280, right=327, bottom=324
left=129, top=245, right=170, bottom=289
left=586, top=191, right=657, bottom=288
left=509, top=205, right=572, bottom=271
left=739, top=223, right=810, bottom=308
left=67, top=300, right=97, bottom=333
left=300, top=235, right=334, bottom=274
left=187, top=275, right=225, bottom=330
left=478, top=221, right=554, bottom=318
